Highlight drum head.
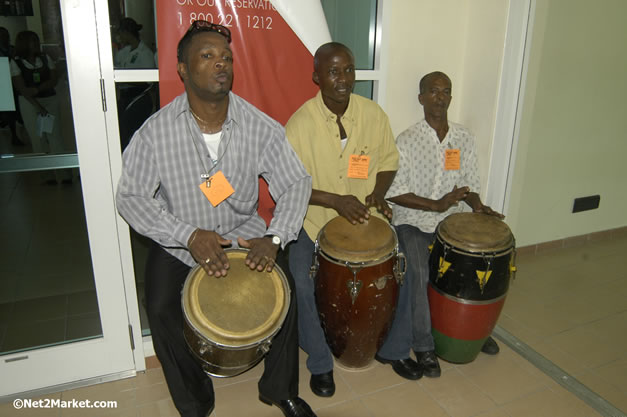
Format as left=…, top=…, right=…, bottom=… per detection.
left=318, top=216, right=396, bottom=263
left=182, top=249, right=289, bottom=348
left=438, top=212, right=514, bottom=253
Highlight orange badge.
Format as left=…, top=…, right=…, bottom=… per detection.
left=347, top=154, right=370, bottom=179
left=198, top=171, right=234, bottom=207
left=445, top=149, right=460, bottom=170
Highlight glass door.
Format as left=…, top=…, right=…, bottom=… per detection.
left=0, top=0, right=137, bottom=395
left=96, top=0, right=160, bottom=343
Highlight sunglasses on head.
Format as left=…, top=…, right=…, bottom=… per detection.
left=187, top=20, right=232, bottom=43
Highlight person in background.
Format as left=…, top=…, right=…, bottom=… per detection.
left=0, top=27, right=12, bottom=57
left=386, top=71, right=504, bottom=378
left=113, top=17, right=155, bottom=69
left=10, top=30, right=71, bottom=184
left=113, top=18, right=157, bottom=150
left=0, top=26, right=24, bottom=146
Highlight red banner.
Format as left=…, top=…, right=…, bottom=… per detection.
left=156, top=0, right=317, bottom=126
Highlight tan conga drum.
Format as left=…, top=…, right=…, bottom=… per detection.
left=182, top=249, right=290, bottom=377
left=428, top=213, right=516, bottom=363
left=312, top=216, right=406, bottom=369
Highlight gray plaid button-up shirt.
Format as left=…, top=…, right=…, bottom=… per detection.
left=116, top=91, right=311, bottom=266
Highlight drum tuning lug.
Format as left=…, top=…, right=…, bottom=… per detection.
left=346, top=280, right=363, bottom=305
left=198, top=340, right=212, bottom=355
left=510, top=247, right=518, bottom=280
left=394, top=252, right=406, bottom=285
left=258, top=341, right=272, bottom=355
left=477, top=254, right=495, bottom=293
left=309, top=242, right=320, bottom=279
left=436, top=245, right=451, bottom=282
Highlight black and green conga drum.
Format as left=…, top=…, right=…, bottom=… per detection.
left=428, top=213, right=516, bottom=363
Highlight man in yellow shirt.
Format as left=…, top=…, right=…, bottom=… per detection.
left=286, top=42, right=422, bottom=397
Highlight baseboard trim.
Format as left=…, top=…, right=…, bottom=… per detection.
left=516, top=225, right=627, bottom=256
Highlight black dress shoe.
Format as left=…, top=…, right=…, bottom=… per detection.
left=310, top=371, right=335, bottom=397
left=205, top=402, right=215, bottom=416
left=481, top=336, right=500, bottom=355
left=414, top=350, right=441, bottom=378
left=259, top=395, right=317, bottom=417
left=375, top=354, right=423, bottom=380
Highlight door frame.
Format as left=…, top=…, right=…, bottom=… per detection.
left=486, top=0, right=535, bottom=214
left=0, top=0, right=139, bottom=397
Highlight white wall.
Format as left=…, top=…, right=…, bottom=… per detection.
left=506, top=0, right=627, bottom=246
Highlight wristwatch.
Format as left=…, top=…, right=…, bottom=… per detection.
left=266, top=234, right=281, bottom=246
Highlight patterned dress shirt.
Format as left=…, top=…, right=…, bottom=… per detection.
left=116, top=91, right=312, bottom=266
left=386, top=119, right=481, bottom=233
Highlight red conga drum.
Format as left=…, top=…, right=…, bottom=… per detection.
left=312, top=216, right=406, bottom=369
left=428, top=213, right=516, bottom=363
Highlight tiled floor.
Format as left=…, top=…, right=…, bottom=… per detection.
left=0, top=344, right=607, bottom=417
left=2, top=230, right=626, bottom=416
left=499, top=231, right=627, bottom=414
left=0, top=168, right=101, bottom=354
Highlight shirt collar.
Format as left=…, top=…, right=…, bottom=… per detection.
left=421, top=118, right=451, bottom=145
left=174, top=91, right=241, bottom=130
left=314, top=90, right=356, bottom=124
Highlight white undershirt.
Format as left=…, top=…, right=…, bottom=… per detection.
left=341, top=137, right=348, bottom=151
left=203, top=132, right=222, bottom=163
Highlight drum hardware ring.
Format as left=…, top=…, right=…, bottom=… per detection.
left=394, top=250, right=406, bottom=285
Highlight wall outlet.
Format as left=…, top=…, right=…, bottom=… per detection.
left=572, top=195, right=600, bottom=213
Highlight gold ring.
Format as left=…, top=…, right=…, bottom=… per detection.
left=204, top=258, right=211, bottom=264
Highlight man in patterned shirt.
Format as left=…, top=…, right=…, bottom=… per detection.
left=116, top=22, right=315, bottom=417
left=386, top=71, right=503, bottom=378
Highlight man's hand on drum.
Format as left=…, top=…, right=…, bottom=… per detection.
left=238, top=236, right=279, bottom=272
left=365, top=191, right=393, bottom=220
left=333, top=194, right=370, bottom=224
left=465, top=192, right=505, bottom=219
left=188, top=229, right=232, bottom=277
left=475, top=204, right=505, bottom=219
left=435, top=185, right=469, bottom=212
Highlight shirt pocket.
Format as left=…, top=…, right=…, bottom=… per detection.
left=224, top=171, right=257, bottom=215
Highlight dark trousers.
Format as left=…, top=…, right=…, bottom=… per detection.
left=145, top=243, right=299, bottom=417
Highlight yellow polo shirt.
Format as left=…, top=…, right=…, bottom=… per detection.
left=286, top=91, right=399, bottom=241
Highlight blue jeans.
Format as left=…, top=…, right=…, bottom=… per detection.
left=289, top=228, right=413, bottom=375
left=394, top=224, right=436, bottom=353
